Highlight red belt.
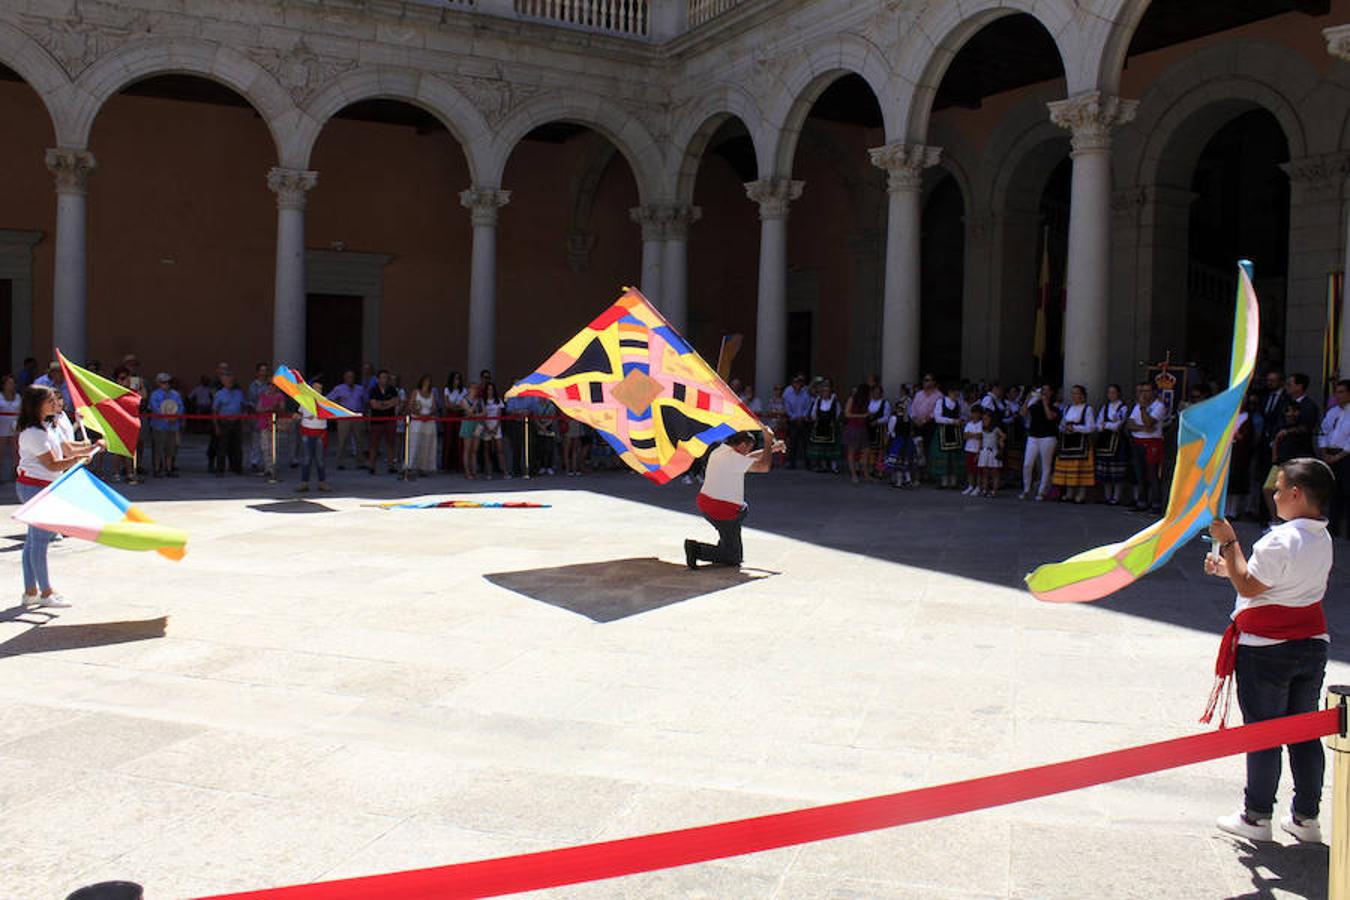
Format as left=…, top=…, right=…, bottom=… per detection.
left=1202, top=601, right=1327, bottom=724
left=16, top=473, right=51, bottom=488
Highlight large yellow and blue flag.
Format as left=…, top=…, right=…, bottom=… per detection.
left=13, top=463, right=186, bottom=560
left=1025, top=260, right=1259, bottom=602
left=505, top=287, right=762, bottom=484
left=272, top=366, right=359, bottom=419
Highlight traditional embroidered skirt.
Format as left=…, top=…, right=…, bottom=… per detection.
left=927, top=426, right=963, bottom=479
left=1053, top=448, right=1096, bottom=487
left=1094, top=431, right=1130, bottom=483
left=808, top=418, right=839, bottom=462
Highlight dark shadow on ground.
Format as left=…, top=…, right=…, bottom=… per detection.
left=247, top=500, right=336, bottom=514
left=0, top=616, right=168, bottom=657
left=485, top=557, right=767, bottom=622
left=1226, top=837, right=1327, bottom=899
left=0, top=603, right=58, bottom=624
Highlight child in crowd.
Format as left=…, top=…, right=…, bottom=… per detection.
left=293, top=377, right=330, bottom=493
left=884, top=397, right=916, bottom=488
left=977, top=406, right=1005, bottom=498
left=1205, top=458, right=1335, bottom=844
left=961, top=405, right=983, bottom=496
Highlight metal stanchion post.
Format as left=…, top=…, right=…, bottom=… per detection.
left=524, top=414, right=531, bottom=480
left=1329, top=685, right=1350, bottom=900
left=402, top=414, right=412, bottom=481
left=267, top=412, right=278, bottom=484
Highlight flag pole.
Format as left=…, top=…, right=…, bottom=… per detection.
left=268, top=412, right=278, bottom=485
left=402, top=413, right=412, bottom=481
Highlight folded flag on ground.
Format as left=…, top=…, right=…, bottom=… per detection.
left=57, top=349, right=141, bottom=457
left=272, top=366, right=359, bottom=418
left=13, top=463, right=187, bottom=560
left=365, top=499, right=551, bottom=510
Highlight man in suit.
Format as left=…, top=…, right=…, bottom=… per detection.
left=1252, top=370, right=1286, bottom=522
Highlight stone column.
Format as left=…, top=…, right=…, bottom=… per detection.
left=1281, top=154, right=1350, bottom=390
left=745, top=178, right=803, bottom=395
left=1049, top=92, right=1137, bottom=397
left=869, top=142, right=941, bottom=390
left=660, top=205, right=701, bottom=333
left=267, top=167, right=318, bottom=369
left=1327, top=28, right=1350, bottom=380
left=45, top=148, right=96, bottom=360
left=629, top=205, right=667, bottom=306
left=460, top=187, right=511, bottom=378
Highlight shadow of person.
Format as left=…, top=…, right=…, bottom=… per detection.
left=246, top=500, right=336, bottom=514
left=485, top=557, right=770, bottom=623
left=0, top=616, right=168, bottom=658
left=1225, top=837, right=1328, bottom=900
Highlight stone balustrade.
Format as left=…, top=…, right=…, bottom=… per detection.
left=687, top=0, right=743, bottom=28
left=514, top=0, right=650, bottom=37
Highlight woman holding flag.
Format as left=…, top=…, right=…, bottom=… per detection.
left=15, top=385, right=102, bottom=608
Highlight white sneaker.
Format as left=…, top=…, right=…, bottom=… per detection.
left=1217, top=809, right=1273, bottom=842
left=1018, top=491, right=1028, bottom=500
left=1281, top=814, right=1323, bottom=843
left=37, top=593, right=71, bottom=609
left=20, top=592, right=38, bottom=607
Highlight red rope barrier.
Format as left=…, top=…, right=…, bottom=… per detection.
left=196, top=707, right=1341, bottom=900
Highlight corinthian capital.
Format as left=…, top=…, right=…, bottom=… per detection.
left=45, top=148, right=97, bottom=195
left=868, top=142, right=941, bottom=193
left=1326, top=24, right=1350, bottom=61
left=1048, top=92, right=1138, bottom=154
left=743, top=178, right=804, bottom=220
left=629, top=204, right=671, bottom=241
left=460, top=187, right=511, bottom=227
left=267, top=167, right=319, bottom=210
left=1280, top=152, right=1350, bottom=189
left=665, top=204, right=702, bottom=240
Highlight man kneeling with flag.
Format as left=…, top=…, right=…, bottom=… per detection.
left=685, top=426, right=783, bottom=570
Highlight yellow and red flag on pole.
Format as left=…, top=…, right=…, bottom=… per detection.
left=57, top=349, right=141, bottom=457
left=1323, top=270, right=1343, bottom=394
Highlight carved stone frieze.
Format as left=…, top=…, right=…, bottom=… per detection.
left=21, top=10, right=153, bottom=77
left=249, top=39, right=358, bottom=105
left=1280, top=152, right=1350, bottom=189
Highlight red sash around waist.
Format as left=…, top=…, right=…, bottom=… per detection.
left=16, top=472, right=51, bottom=488
left=1201, top=602, right=1326, bottom=725
left=697, top=493, right=742, bottom=521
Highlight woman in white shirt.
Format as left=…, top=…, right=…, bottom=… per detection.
left=442, top=371, right=467, bottom=472
left=0, top=374, right=21, bottom=484
left=1094, top=383, right=1131, bottom=505
left=15, top=385, right=100, bottom=607
left=480, top=381, right=510, bottom=480
left=1051, top=384, right=1097, bottom=503
left=407, top=375, right=438, bottom=477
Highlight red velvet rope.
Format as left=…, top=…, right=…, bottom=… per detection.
left=196, top=707, right=1342, bottom=900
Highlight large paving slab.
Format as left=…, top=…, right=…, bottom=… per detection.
left=1, top=463, right=1348, bottom=899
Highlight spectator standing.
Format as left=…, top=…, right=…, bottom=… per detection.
left=909, top=374, right=943, bottom=482
left=781, top=374, right=812, bottom=469
left=1254, top=371, right=1287, bottom=521
left=532, top=399, right=560, bottom=475
left=864, top=384, right=889, bottom=481
left=976, top=406, right=1005, bottom=498
left=254, top=378, right=286, bottom=480
left=407, top=374, right=438, bottom=477
left=960, top=404, right=984, bottom=496
left=366, top=370, right=400, bottom=474
left=149, top=372, right=183, bottom=478
left=1318, top=380, right=1350, bottom=536
left=327, top=370, right=367, bottom=469
left=1264, top=374, right=1320, bottom=521
left=764, top=385, right=788, bottom=468
left=442, top=371, right=467, bottom=472
left=842, top=384, right=871, bottom=484
left=929, top=383, right=965, bottom=489
left=188, top=376, right=213, bottom=436
left=211, top=371, right=246, bottom=476
left=1127, top=382, right=1167, bottom=512
left=1021, top=383, right=1060, bottom=501
left=459, top=383, right=484, bottom=480
left=1094, top=383, right=1130, bottom=505
left=245, top=362, right=269, bottom=472
left=1052, top=385, right=1097, bottom=504
left=480, top=381, right=510, bottom=479
left=16, top=357, right=37, bottom=389
left=0, top=375, right=20, bottom=482
left=883, top=397, right=917, bottom=488
left=1227, top=394, right=1256, bottom=519
left=562, top=412, right=584, bottom=477
left=808, top=378, right=841, bottom=474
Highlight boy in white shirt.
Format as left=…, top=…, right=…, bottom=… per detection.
left=1204, top=457, right=1335, bottom=843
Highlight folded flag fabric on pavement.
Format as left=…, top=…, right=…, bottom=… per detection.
left=13, top=463, right=187, bottom=560
left=57, top=349, right=141, bottom=457
left=272, top=366, right=359, bottom=418
left=366, top=499, right=551, bottom=510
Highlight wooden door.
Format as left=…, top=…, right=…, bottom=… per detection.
left=305, top=293, right=362, bottom=386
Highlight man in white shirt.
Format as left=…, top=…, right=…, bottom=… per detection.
left=1318, top=379, right=1350, bottom=536
left=1127, top=382, right=1168, bottom=512
left=685, top=427, right=784, bottom=569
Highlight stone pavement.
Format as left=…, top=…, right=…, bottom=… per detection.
left=1, top=463, right=1347, bottom=899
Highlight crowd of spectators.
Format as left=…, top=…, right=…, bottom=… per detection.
left=4, top=353, right=1349, bottom=539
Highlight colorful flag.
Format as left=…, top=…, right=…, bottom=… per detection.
left=272, top=366, right=359, bottom=418
left=505, top=287, right=762, bottom=484
left=1025, top=260, right=1259, bottom=603
left=1323, top=270, right=1343, bottom=396
left=13, top=463, right=186, bottom=560
left=57, top=349, right=141, bottom=457
left=1032, top=234, right=1049, bottom=376
left=366, top=499, right=551, bottom=510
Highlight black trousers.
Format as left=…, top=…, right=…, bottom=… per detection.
left=787, top=420, right=809, bottom=468
left=213, top=422, right=243, bottom=473
left=1236, top=639, right=1327, bottom=819
left=1330, top=456, right=1350, bottom=537
left=691, top=507, right=746, bottom=566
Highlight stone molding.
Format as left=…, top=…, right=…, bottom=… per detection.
left=460, top=188, right=512, bottom=227
left=743, top=178, right=803, bottom=220
left=629, top=203, right=701, bottom=240
left=664, top=204, right=702, bottom=240
left=44, top=147, right=96, bottom=195
left=1280, top=152, right=1350, bottom=190
left=1047, top=92, right=1138, bottom=154
left=867, top=142, right=942, bottom=193
left=267, top=167, right=319, bottom=210
left=1326, top=24, right=1350, bottom=62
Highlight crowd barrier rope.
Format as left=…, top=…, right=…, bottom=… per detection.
left=190, top=696, right=1350, bottom=900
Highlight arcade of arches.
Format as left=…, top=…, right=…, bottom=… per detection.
left=2, top=0, right=1350, bottom=401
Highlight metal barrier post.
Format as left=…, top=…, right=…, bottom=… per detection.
left=524, top=414, right=531, bottom=480
left=402, top=414, right=412, bottom=480
left=268, top=412, right=278, bottom=484
left=1330, top=685, right=1350, bottom=900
